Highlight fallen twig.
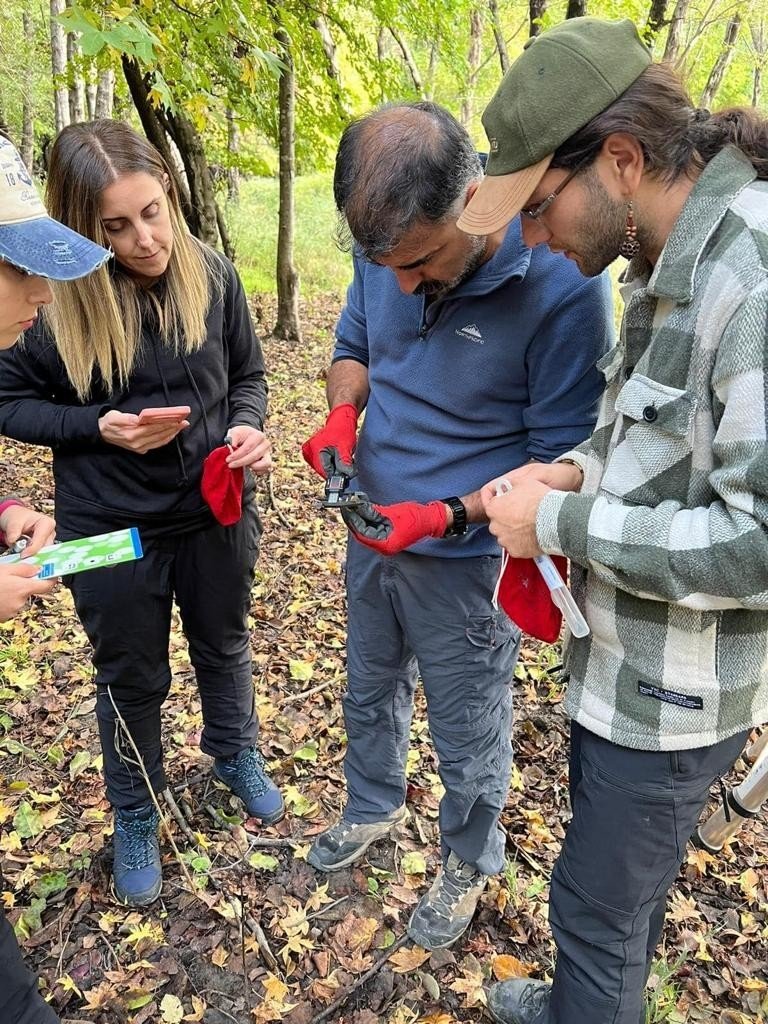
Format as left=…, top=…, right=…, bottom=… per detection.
left=267, top=474, right=292, bottom=530
left=280, top=676, right=340, bottom=706
left=306, top=933, right=409, bottom=1024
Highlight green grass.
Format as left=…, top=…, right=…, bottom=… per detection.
left=225, top=172, right=350, bottom=297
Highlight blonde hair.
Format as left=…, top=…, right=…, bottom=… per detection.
left=43, top=120, right=221, bottom=400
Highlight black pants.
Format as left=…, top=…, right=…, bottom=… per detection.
left=68, top=507, right=261, bottom=809
left=547, top=722, right=749, bottom=1024
left=0, top=905, right=58, bottom=1024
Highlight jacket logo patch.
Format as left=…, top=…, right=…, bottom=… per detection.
left=456, top=323, right=484, bottom=344
left=638, top=681, right=703, bottom=710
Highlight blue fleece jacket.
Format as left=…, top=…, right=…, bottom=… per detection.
left=333, top=217, right=615, bottom=557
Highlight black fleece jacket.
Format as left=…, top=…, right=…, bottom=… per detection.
left=0, top=252, right=267, bottom=537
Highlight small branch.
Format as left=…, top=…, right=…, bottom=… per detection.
left=267, top=475, right=292, bottom=529
left=280, top=676, right=339, bottom=706
left=307, top=933, right=409, bottom=1024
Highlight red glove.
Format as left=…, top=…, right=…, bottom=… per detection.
left=341, top=499, right=448, bottom=555
left=301, top=403, right=359, bottom=479
left=496, top=555, right=569, bottom=643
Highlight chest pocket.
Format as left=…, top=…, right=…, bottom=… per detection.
left=600, top=374, right=696, bottom=505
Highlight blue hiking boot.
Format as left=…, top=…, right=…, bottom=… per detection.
left=213, top=747, right=285, bottom=824
left=113, top=804, right=162, bottom=907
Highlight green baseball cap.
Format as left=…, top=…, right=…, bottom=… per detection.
left=458, top=17, right=651, bottom=235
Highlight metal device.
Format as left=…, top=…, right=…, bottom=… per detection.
left=321, top=473, right=367, bottom=510
left=694, top=732, right=768, bottom=852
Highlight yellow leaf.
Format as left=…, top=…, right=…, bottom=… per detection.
left=742, top=978, right=768, bottom=992
left=419, top=1015, right=459, bottom=1024
left=183, top=994, right=207, bottom=1021
left=389, top=946, right=431, bottom=973
left=262, top=975, right=289, bottom=1003
left=160, top=994, right=184, bottom=1024
left=492, top=955, right=536, bottom=981
left=211, top=947, right=229, bottom=968
left=739, top=868, right=760, bottom=902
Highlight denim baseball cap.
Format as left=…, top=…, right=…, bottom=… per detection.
left=0, top=135, right=110, bottom=280
left=458, top=18, right=651, bottom=234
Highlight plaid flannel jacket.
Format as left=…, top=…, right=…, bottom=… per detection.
left=537, top=146, right=768, bottom=751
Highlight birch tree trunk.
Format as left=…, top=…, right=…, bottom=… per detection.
left=700, top=14, right=742, bottom=108
left=50, top=0, right=70, bottom=132
left=21, top=5, right=35, bottom=171
left=95, top=68, right=115, bottom=118
left=67, top=29, right=86, bottom=124
left=461, top=8, right=484, bottom=128
left=663, top=0, right=691, bottom=64
left=226, top=107, right=240, bottom=202
left=488, top=0, right=509, bottom=73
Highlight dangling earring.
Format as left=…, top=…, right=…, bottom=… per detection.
left=619, top=200, right=640, bottom=259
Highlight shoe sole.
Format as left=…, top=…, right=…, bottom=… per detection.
left=307, top=806, right=409, bottom=872
left=113, top=877, right=162, bottom=908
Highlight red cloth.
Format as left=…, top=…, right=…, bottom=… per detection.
left=0, top=499, right=25, bottom=547
left=301, top=403, right=358, bottom=478
left=497, top=555, right=568, bottom=643
left=201, top=446, right=244, bottom=526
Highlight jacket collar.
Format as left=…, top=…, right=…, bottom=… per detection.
left=628, top=146, right=757, bottom=304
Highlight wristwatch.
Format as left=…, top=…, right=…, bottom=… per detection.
left=441, top=496, right=468, bottom=537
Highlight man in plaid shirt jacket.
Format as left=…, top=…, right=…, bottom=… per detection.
left=459, top=17, right=768, bottom=1024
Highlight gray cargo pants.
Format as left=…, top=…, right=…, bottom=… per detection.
left=548, top=721, right=750, bottom=1024
left=342, top=539, right=521, bottom=876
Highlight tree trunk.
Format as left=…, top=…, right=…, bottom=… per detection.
left=529, top=0, right=547, bottom=37
left=389, top=27, right=426, bottom=98
left=121, top=56, right=194, bottom=225
left=461, top=8, right=484, bottom=128
left=700, top=14, right=742, bottom=109
left=50, top=0, right=70, bottom=133
left=164, top=109, right=219, bottom=246
left=95, top=68, right=114, bottom=118
left=314, top=15, right=350, bottom=119
left=663, top=0, right=691, bottom=64
left=751, top=18, right=766, bottom=108
left=273, top=23, right=301, bottom=343
left=226, top=108, right=240, bottom=202
left=566, top=0, right=586, bottom=18
left=21, top=5, right=35, bottom=171
left=488, top=0, right=509, bottom=73
left=644, top=0, right=667, bottom=44
left=67, top=29, right=86, bottom=124
left=376, top=25, right=389, bottom=62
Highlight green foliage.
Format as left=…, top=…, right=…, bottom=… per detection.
left=227, top=173, right=349, bottom=296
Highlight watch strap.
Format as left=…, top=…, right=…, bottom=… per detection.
left=440, top=496, right=467, bottom=537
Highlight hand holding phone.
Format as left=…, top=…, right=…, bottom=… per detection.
left=138, top=405, right=191, bottom=424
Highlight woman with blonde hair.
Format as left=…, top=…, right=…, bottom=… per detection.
left=0, top=120, right=283, bottom=908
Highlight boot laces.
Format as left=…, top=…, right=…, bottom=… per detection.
left=226, top=749, right=269, bottom=800
left=431, top=861, right=479, bottom=915
left=116, top=813, right=158, bottom=869
left=520, top=982, right=550, bottom=1015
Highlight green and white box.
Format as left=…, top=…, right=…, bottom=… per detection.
left=0, top=528, right=143, bottom=578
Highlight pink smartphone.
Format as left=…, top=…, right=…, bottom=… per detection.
left=138, top=405, right=191, bottom=424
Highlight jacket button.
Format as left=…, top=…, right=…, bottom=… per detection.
left=642, top=405, right=658, bottom=423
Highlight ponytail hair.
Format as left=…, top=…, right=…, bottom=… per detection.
left=552, top=63, right=768, bottom=182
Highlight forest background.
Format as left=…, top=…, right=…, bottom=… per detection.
left=0, top=2, right=767, bottom=1024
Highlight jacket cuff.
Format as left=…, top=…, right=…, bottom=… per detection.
left=0, top=499, right=26, bottom=546
left=536, top=490, right=596, bottom=563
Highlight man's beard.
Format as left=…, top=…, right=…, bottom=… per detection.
left=414, top=234, right=487, bottom=297
left=571, top=170, right=650, bottom=277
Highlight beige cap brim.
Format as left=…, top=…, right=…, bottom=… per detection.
left=457, top=153, right=553, bottom=235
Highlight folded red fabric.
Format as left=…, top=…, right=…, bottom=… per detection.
left=201, top=445, right=244, bottom=526
left=497, top=555, right=568, bottom=643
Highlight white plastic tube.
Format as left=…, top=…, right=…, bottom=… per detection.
left=495, top=478, right=590, bottom=638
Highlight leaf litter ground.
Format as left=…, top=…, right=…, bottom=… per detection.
left=0, top=294, right=765, bottom=1024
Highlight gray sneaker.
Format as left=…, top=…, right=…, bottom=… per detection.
left=407, top=850, right=487, bottom=949
left=307, top=806, right=408, bottom=872
left=487, top=979, right=551, bottom=1024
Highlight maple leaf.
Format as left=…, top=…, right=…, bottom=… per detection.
left=81, top=981, right=117, bottom=1010
left=332, top=913, right=379, bottom=953
left=389, top=946, right=431, bottom=973
left=449, top=965, right=487, bottom=1008
left=492, top=955, right=537, bottom=981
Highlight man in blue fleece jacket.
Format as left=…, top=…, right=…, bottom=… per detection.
left=302, top=102, right=614, bottom=950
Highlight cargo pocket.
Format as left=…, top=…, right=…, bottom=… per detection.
left=601, top=374, right=696, bottom=504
